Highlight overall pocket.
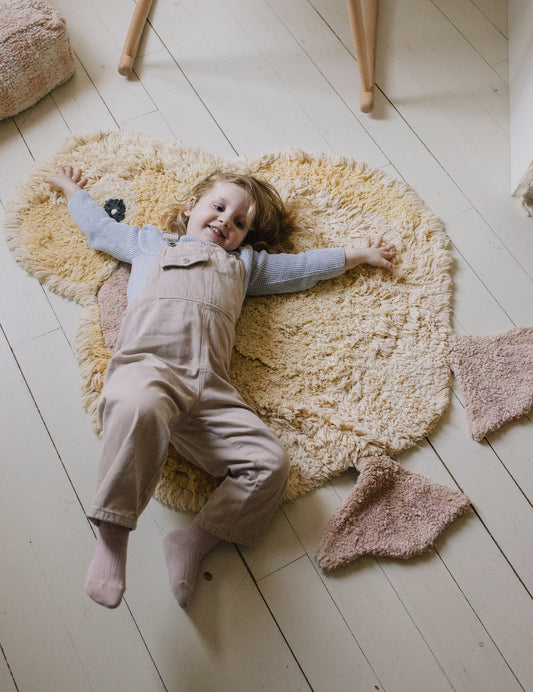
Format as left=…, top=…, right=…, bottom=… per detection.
left=158, top=245, right=210, bottom=299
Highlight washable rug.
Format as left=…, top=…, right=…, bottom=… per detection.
left=4, top=131, right=455, bottom=532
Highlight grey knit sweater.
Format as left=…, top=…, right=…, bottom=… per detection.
left=68, top=189, right=346, bottom=303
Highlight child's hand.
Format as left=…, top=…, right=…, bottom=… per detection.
left=344, top=236, right=397, bottom=272
left=43, top=165, right=88, bottom=201
left=363, top=236, right=397, bottom=270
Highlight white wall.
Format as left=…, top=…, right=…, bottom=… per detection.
left=508, top=0, right=533, bottom=192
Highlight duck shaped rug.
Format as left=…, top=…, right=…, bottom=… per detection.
left=4, top=130, right=471, bottom=569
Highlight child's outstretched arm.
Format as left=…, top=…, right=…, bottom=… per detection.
left=43, top=165, right=155, bottom=265
left=43, top=165, right=88, bottom=202
left=245, top=235, right=397, bottom=296
left=344, top=236, right=397, bottom=272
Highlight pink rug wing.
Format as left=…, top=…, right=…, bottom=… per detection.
left=315, top=455, right=470, bottom=571
left=448, top=328, right=533, bottom=441
left=97, top=262, right=130, bottom=350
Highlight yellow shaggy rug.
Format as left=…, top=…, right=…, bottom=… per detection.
left=4, top=130, right=454, bottom=523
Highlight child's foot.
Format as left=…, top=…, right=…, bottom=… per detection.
left=163, top=523, right=220, bottom=609
left=85, top=521, right=130, bottom=609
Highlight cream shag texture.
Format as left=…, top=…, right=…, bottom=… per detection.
left=449, top=328, right=533, bottom=441
left=4, top=130, right=452, bottom=513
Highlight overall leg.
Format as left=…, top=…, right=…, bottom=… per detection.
left=163, top=393, right=290, bottom=608
left=86, top=360, right=187, bottom=608
left=175, top=401, right=290, bottom=545
left=89, top=361, right=185, bottom=529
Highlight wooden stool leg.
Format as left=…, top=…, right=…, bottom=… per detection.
left=346, top=0, right=379, bottom=113
left=364, top=0, right=379, bottom=101
left=118, top=0, right=155, bottom=76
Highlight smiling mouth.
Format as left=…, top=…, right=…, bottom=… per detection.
left=208, top=225, right=226, bottom=239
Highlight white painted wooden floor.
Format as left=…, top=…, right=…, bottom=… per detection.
left=1, top=0, right=532, bottom=690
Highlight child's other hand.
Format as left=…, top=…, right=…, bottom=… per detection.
left=43, top=165, right=88, bottom=200
left=344, top=236, right=397, bottom=272
left=362, top=235, right=397, bottom=271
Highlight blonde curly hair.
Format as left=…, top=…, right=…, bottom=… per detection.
left=160, top=170, right=298, bottom=253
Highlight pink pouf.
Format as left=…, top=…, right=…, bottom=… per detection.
left=0, top=0, right=75, bottom=120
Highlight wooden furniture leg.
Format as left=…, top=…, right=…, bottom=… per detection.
left=118, top=0, right=155, bottom=76
left=346, top=0, right=379, bottom=113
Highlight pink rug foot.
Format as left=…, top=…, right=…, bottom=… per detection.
left=448, top=328, right=533, bottom=441
left=315, top=455, right=470, bottom=571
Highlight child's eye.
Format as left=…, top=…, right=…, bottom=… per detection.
left=214, top=203, right=223, bottom=212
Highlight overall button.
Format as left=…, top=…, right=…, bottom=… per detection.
left=167, top=240, right=177, bottom=247
left=182, top=257, right=191, bottom=264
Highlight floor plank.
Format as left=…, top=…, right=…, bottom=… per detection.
left=429, top=395, right=533, bottom=595
left=268, top=0, right=472, bottom=221
left=53, top=0, right=156, bottom=124
left=259, top=556, right=382, bottom=692
left=142, top=503, right=312, bottom=691
left=0, top=650, right=17, bottom=692
left=282, top=486, right=457, bottom=691
left=0, top=329, right=165, bottom=692
left=376, top=442, right=533, bottom=690
left=0, top=209, right=60, bottom=349
left=433, top=0, right=508, bottom=67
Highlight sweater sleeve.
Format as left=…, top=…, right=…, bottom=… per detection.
left=67, top=189, right=160, bottom=263
left=245, top=247, right=346, bottom=295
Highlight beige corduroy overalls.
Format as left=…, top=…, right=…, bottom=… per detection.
left=87, top=237, right=290, bottom=546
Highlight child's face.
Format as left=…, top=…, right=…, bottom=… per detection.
left=184, top=182, right=252, bottom=251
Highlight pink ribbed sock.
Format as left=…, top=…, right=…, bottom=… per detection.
left=163, top=523, right=220, bottom=609
left=85, top=521, right=130, bottom=609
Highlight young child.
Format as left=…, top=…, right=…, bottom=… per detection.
left=44, top=165, right=396, bottom=610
